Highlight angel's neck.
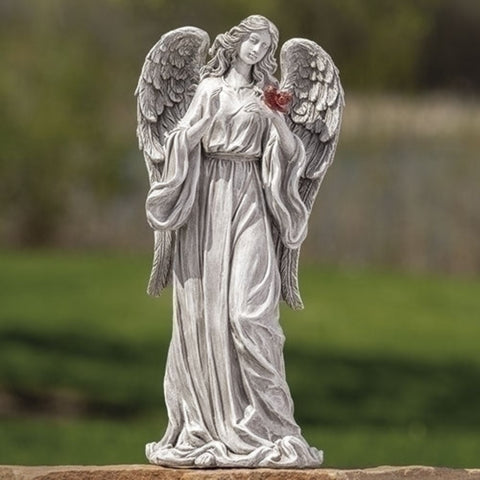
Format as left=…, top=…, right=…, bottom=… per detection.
left=226, top=59, right=252, bottom=87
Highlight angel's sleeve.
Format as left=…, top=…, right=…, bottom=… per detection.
left=261, top=124, right=309, bottom=249
left=145, top=80, right=210, bottom=231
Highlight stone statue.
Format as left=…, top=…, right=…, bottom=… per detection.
left=135, top=15, right=344, bottom=468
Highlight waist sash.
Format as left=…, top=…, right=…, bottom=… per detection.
left=204, top=151, right=260, bottom=162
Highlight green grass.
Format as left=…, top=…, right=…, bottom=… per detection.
left=303, top=426, right=480, bottom=468
left=0, top=417, right=165, bottom=465
left=1, top=250, right=479, bottom=467
left=1, top=419, right=478, bottom=468
left=283, top=267, right=480, bottom=363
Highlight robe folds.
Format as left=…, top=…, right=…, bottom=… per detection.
left=145, top=77, right=322, bottom=468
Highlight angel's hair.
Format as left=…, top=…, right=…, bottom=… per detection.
left=200, top=15, right=279, bottom=88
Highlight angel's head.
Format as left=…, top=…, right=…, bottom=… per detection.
left=201, top=15, right=279, bottom=88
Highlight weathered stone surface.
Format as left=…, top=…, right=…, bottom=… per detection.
left=0, top=465, right=479, bottom=480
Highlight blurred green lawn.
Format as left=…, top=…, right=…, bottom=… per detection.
left=1, top=251, right=479, bottom=467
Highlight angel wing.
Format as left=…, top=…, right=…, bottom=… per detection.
left=135, top=27, right=210, bottom=296
left=278, top=38, right=345, bottom=310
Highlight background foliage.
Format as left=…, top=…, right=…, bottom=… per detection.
left=1, top=0, right=479, bottom=269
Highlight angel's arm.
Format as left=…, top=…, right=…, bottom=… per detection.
left=269, top=113, right=298, bottom=158
left=174, top=79, right=222, bottom=151
left=245, top=102, right=299, bottom=158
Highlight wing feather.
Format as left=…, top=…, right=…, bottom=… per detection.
left=135, top=26, right=210, bottom=297
left=278, top=38, right=344, bottom=310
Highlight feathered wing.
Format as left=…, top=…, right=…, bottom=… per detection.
left=135, top=27, right=210, bottom=296
left=277, top=38, right=345, bottom=310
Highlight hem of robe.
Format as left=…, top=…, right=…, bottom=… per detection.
left=145, top=436, right=323, bottom=469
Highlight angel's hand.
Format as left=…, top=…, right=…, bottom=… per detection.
left=244, top=100, right=280, bottom=120
left=150, top=148, right=165, bottom=164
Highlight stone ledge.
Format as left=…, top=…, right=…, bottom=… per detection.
left=1, top=465, right=479, bottom=480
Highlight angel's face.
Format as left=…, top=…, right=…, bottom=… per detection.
left=238, top=30, right=272, bottom=65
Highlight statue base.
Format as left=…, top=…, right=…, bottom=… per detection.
left=1, top=465, right=479, bottom=480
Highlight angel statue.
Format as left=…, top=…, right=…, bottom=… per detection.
left=135, top=15, right=343, bottom=468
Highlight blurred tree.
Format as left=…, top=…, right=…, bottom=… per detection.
left=0, top=0, right=479, bottom=247
left=420, top=0, right=480, bottom=92
left=269, top=0, right=434, bottom=91
left=0, top=0, right=135, bottom=245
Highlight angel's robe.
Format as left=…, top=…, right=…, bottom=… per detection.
left=145, top=77, right=322, bottom=468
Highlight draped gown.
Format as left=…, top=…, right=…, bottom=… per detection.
left=145, top=76, right=322, bottom=468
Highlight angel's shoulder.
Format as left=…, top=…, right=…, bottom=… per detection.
left=196, top=76, right=223, bottom=94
